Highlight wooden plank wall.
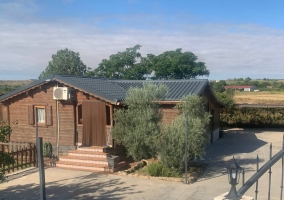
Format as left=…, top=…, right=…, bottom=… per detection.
left=59, top=101, right=75, bottom=146
left=4, top=83, right=76, bottom=147
left=0, top=103, right=8, bottom=122
left=8, top=86, right=57, bottom=144
left=161, top=104, right=179, bottom=125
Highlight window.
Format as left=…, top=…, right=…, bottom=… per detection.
left=78, top=104, right=82, bottom=125
left=35, top=106, right=45, bottom=123
left=28, top=105, right=52, bottom=126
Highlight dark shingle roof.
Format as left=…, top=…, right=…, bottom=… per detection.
left=54, top=75, right=126, bottom=102
left=111, top=79, right=208, bottom=101
left=0, top=75, right=214, bottom=103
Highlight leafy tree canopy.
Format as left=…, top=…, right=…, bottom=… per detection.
left=91, top=45, right=209, bottom=80
left=39, top=48, right=90, bottom=79
left=92, top=45, right=150, bottom=80
left=111, top=83, right=168, bottom=161
left=151, top=48, right=209, bottom=79
left=210, top=81, right=226, bottom=93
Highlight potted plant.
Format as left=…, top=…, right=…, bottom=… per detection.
left=103, top=145, right=112, bottom=153
left=106, top=154, right=119, bottom=168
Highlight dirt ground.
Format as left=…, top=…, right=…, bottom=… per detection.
left=234, top=91, right=284, bottom=104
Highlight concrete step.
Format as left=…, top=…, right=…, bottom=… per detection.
left=77, top=146, right=104, bottom=152
left=68, top=150, right=107, bottom=158
left=56, top=160, right=127, bottom=173
left=59, top=155, right=108, bottom=165
left=56, top=161, right=112, bottom=172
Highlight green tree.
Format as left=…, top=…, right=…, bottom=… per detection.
left=210, top=81, right=226, bottom=93
left=39, top=48, right=90, bottom=79
left=92, top=45, right=209, bottom=80
left=151, top=48, right=209, bottom=79
left=111, top=83, right=168, bottom=161
left=159, top=95, right=211, bottom=172
left=92, top=45, right=150, bottom=80
left=0, top=121, right=16, bottom=183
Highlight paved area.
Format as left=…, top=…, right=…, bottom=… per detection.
left=1, top=128, right=284, bottom=200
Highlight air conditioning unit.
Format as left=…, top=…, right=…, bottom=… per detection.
left=53, top=87, right=71, bottom=100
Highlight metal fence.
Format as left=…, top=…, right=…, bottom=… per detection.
left=237, top=135, right=284, bottom=200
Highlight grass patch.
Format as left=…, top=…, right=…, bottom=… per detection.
left=127, top=159, right=207, bottom=181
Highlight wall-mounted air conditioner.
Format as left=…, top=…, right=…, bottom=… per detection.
left=53, top=87, right=71, bottom=100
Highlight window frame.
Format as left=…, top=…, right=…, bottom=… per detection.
left=77, top=104, right=83, bottom=126
left=34, top=105, right=46, bottom=124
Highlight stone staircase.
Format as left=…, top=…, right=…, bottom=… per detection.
left=55, top=146, right=125, bottom=172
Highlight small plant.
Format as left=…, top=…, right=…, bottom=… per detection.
left=0, top=121, right=17, bottom=142
left=0, top=121, right=16, bottom=183
left=43, top=141, right=52, bottom=157
left=147, top=162, right=181, bottom=177
left=104, top=144, right=111, bottom=148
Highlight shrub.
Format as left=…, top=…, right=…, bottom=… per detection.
left=159, top=95, right=210, bottom=172
left=112, top=83, right=167, bottom=161
left=147, top=162, right=181, bottom=177
left=0, top=121, right=16, bottom=183
left=43, top=141, right=52, bottom=157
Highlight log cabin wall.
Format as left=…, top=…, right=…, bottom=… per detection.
left=0, top=103, right=9, bottom=122
left=2, top=82, right=77, bottom=155
left=6, top=83, right=58, bottom=145
left=161, top=104, right=179, bottom=125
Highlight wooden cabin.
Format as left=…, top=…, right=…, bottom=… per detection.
left=0, top=75, right=223, bottom=156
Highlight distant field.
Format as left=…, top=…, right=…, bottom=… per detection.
left=234, top=91, right=284, bottom=105
left=0, top=80, right=33, bottom=86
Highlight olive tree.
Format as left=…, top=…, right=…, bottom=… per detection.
left=159, top=95, right=211, bottom=172
left=111, top=83, right=167, bottom=161
left=0, top=121, right=16, bottom=183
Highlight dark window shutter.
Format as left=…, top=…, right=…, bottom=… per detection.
left=28, top=106, right=34, bottom=125
left=46, top=106, right=53, bottom=126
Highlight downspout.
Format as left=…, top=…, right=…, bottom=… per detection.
left=56, top=81, right=60, bottom=157
left=56, top=100, right=60, bottom=157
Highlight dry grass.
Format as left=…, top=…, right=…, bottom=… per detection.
left=0, top=80, right=33, bottom=86
left=234, top=91, right=284, bottom=104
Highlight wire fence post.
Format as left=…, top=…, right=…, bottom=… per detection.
left=185, top=112, right=188, bottom=184
left=268, top=143, right=272, bottom=200
left=281, top=134, right=284, bottom=200
left=255, top=155, right=259, bottom=200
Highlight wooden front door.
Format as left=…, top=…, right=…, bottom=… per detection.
left=82, top=100, right=106, bottom=146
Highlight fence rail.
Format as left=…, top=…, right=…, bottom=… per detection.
left=237, top=135, right=284, bottom=200
left=0, top=141, right=33, bottom=153
left=0, top=142, right=37, bottom=174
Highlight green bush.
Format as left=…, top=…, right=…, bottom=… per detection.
left=43, top=141, right=52, bottom=157
left=159, top=95, right=210, bottom=172
left=112, top=83, right=168, bottom=161
left=0, top=121, right=16, bottom=183
left=147, top=162, right=181, bottom=177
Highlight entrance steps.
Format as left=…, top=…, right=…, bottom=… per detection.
left=55, top=146, right=125, bottom=172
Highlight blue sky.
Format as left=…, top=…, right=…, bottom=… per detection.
left=1, top=0, right=284, bottom=80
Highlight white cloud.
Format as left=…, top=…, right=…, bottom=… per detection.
left=0, top=1, right=284, bottom=80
